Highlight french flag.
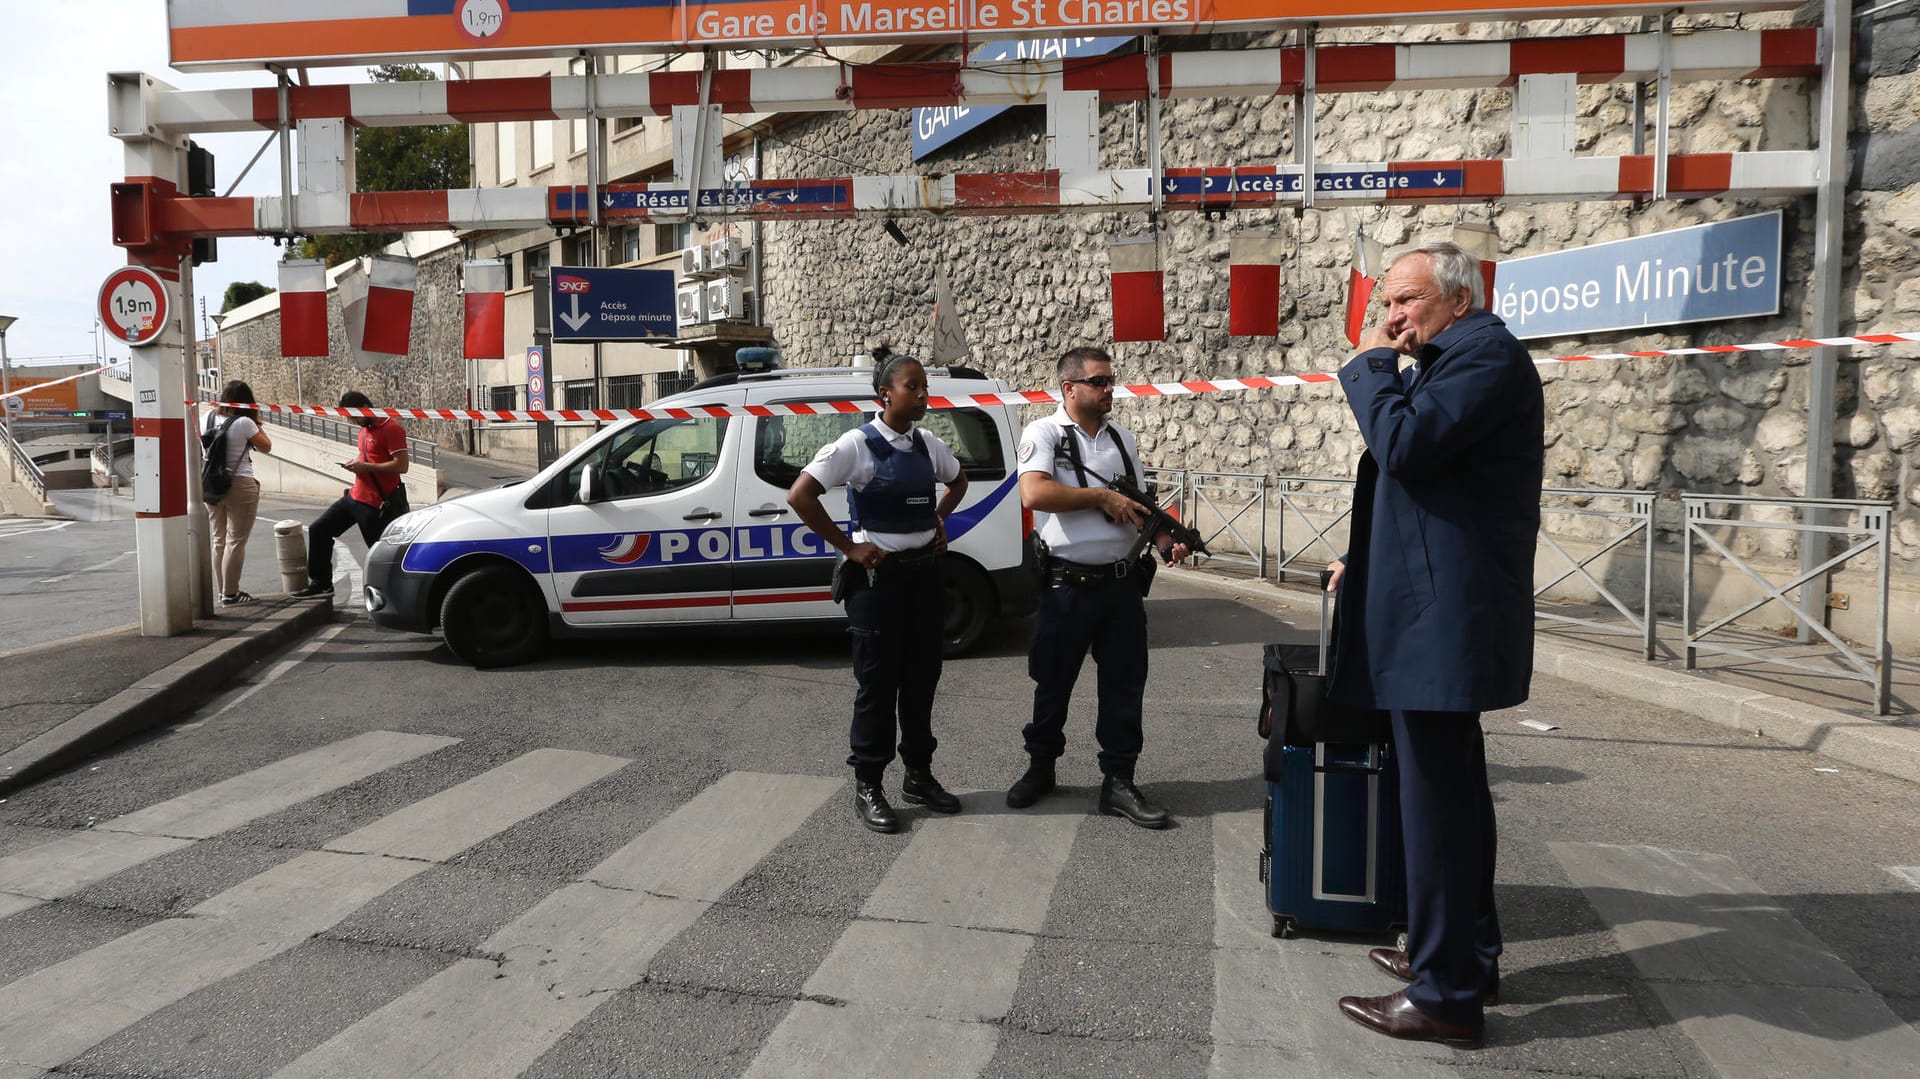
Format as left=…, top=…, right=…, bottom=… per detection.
left=342, top=255, right=416, bottom=367
left=1228, top=234, right=1283, bottom=337
left=1108, top=235, right=1164, bottom=343
left=1344, top=231, right=1386, bottom=347
left=463, top=258, right=507, bottom=360
left=278, top=259, right=328, bottom=357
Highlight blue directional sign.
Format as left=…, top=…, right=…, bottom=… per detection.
left=1160, top=168, right=1466, bottom=197
left=554, top=181, right=850, bottom=216
left=912, top=36, right=1130, bottom=160
left=1490, top=212, right=1782, bottom=340
left=549, top=266, right=677, bottom=342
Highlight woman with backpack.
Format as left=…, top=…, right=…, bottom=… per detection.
left=203, top=380, right=273, bottom=607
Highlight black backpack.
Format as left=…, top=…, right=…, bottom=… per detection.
left=200, top=415, right=240, bottom=505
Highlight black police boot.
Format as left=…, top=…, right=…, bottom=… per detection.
left=854, top=781, right=900, bottom=834
left=900, top=768, right=962, bottom=814
left=1005, top=757, right=1057, bottom=808
left=1100, top=775, right=1171, bottom=829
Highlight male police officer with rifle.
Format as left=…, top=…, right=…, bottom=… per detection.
left=1006, top=346, right=1200, bottom=828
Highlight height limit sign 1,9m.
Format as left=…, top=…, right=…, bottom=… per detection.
left=98, top=266, right=170, bottom=347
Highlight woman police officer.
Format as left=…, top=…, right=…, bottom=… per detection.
left=787, top=350, right=970, bottom=833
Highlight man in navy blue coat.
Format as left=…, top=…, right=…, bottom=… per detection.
left=1326, top=241, right=1544, bottom=1048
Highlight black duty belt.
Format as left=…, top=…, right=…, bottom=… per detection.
left=1047, top=557, right=1136, bottom=587
left=880, top=543, right=941, bottom=568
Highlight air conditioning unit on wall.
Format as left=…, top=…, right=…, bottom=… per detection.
left=704, top=276, right=745, bottom=321
left=680, top=244, right=709, bottom=277
left=677, top=282, right=707, bottom=324
left=708, top=237, right=747, bottom=270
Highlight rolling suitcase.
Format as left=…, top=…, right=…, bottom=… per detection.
left=1257, top=579, right=1407, bottom=939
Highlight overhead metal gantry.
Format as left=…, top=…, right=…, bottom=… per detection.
left=111, top=7, right=1851, bottom=634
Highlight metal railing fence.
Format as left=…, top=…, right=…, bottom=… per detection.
left=1537, top=488, right=1658, bottom=660
left=0, top=422, right=51, bottom=504
left=1187, top=470, right=1269, bottom=579
left=261, top=410, right=440, bottom=469
left=1272, top=476, right=1356, bottom=585
left=1682, top=494, right=1893, bottom=715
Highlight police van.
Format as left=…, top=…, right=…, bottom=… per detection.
left=362, top=365, right=1038, bottom=667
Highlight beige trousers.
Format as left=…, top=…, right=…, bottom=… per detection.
left=209, top=476, right=261, bottom=597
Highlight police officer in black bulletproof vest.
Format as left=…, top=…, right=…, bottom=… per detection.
left=788, top=351, right=970, bottom=833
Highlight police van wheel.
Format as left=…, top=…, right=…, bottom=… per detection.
left=440, top=566, right=548, bottom=668
left=940, top=562, right=994, bottom=658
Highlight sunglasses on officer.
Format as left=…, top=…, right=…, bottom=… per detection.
left=1066, top=374, right=1116, bottom=389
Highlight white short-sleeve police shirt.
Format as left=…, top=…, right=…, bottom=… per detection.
left=802, top=418, right=962, bottom=552
left=1016, top=407, right=1143, bottom=565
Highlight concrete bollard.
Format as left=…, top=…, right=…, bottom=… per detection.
left=274, top=520, right=307, bottom=593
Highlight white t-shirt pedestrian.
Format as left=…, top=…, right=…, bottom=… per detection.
left=203, top=412, right=261, bottom=479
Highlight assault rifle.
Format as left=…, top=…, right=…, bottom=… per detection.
left=1107, top=473, right=1210, bottom=563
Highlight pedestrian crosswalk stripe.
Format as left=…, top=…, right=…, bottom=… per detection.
left=0, top=731, right=458, bottom=920
left=101, top=730, right=460, bottom=840
left=1887, top=866, right=1920, bottom=891
left=1552, top=842, right=1920, bottom=1077
left=746, top=791, right=1082, bottom=1079
left=0, top=748, right=623, bottom=1071
left=271, top=771, right=841, bottom=1079
left=1208, top=811, right=1451, bottom=1078
left=748, top=1003, right=1001, bottom=1079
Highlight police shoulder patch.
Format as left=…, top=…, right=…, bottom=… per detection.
left=1018, top=439, right=1035, bottom=462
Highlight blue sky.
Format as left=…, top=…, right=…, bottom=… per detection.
left=0, top=4, right=357, bottom=366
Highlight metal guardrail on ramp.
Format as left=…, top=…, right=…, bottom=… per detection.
left=1682, top=494, right=1894, bottom=715
left=1537, top=488, right=1658, bottom=661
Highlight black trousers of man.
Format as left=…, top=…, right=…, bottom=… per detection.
left=305, top=494, right=384, bottom=586
left=844, top=555, right=945, bottom=784
left=1024, top=575, right=1148, bottom=780
left=1392, top=708, right=1503, bottom=1028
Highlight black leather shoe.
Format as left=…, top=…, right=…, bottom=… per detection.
left=1367, top=949, right=1499, bottom=1005
left=1099, top=776, right=1171, bottom=829
left=854, top=782, right=899, bottom=833
left=1005, top=759, right=1056, bottom=808
left=1338, top=990, right=1483, bottom=1047
left=900, top=768, right=961, bottom=813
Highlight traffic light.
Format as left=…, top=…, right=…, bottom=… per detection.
left=187, top=141, right=217, bottom=266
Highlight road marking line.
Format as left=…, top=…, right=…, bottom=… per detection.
left=1552, top=842, right=1920, bottom=1077
left=0, top=732, right=458, bottom=919
left=0, top=747, right=625, bottom=1070
left=0, top=519, right=73, bottom=540
left=1209, top=810, right=1450, bottom=1078
left=100, top=730, right=459, bottom=841
left=191, top=621, right=351, bottom=727
left=746, top=792, right=1082, bottom=1079
left=35, top=549, right=134, bottom=585
left=271, top=771, right=839, bottom=1079
left=1885, top=866, right=1920, bottom=891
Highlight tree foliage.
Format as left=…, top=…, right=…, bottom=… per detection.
left=221, top=280, right=272, bottom=312
left=302, top=65, right=470, bottom=266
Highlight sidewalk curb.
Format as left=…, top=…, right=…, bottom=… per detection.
left=1168, top=566, right=1920, bottom=788
left=0, top=602, right=335, bottom=797
left=1535, top=640, right=1920, bottom=786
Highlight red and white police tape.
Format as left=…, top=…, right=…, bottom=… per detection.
left=15, top=333, right=1918, bottom=418
left=180, top=330, right=1920, bottom=423
left=0, top=360, right=132, bottom=403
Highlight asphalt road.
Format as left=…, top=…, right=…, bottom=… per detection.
left=0, top=489, right=334, bottom=653
left=0, top=573, right=1916, bottom=1077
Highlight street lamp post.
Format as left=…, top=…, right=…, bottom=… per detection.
left=0, top=315, right=17, bottom=483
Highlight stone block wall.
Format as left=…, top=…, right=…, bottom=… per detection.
left=217, top=242, right=472, bottom=451
left=757, top=11, right=1920, bottom=580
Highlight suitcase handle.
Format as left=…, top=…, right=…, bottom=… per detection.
left=1317, top=569, right=1334, bottom=675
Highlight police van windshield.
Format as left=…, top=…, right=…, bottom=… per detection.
left=565, top=416, right=729, bottom=503
left=753, top=406, right=1006, bottom=488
